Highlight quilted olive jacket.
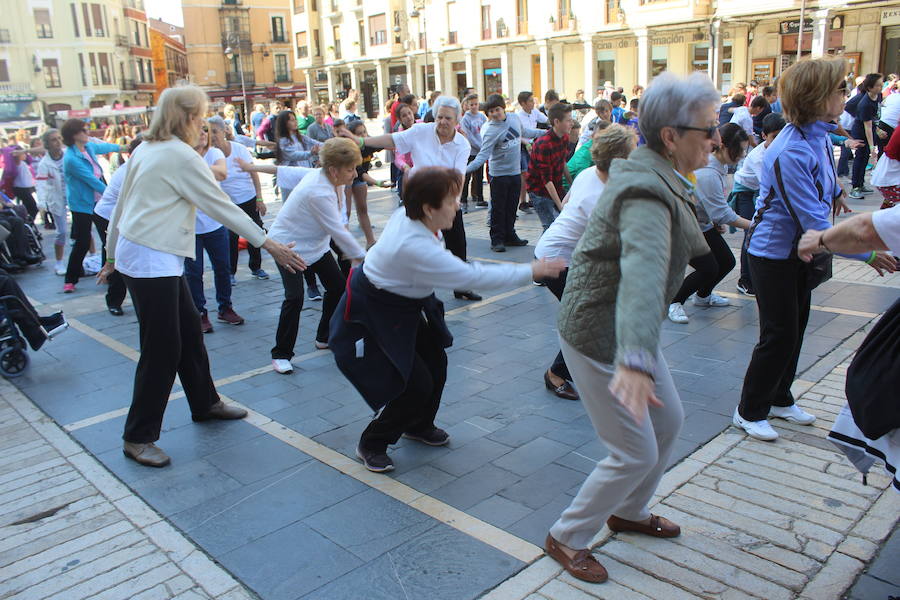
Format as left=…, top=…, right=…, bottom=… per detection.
left=558, top=145, right=709, bottom=371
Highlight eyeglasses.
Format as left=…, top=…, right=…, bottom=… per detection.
left=835, top=81, right=848, bottom=94
left=674, top=125, right=719, bottom=139
left=201, top=126, right=209, bottom=132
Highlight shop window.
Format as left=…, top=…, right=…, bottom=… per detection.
left=483, top=58, right=502, bottom=94
left=34, top=9, right=53, bottom=38
left=692, top=43, right=709, bottom=74
left=43, top=58, right=61, bottom=88
left=651, top=45, right=667, bottom=77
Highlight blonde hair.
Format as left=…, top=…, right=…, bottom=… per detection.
left=591, top=124, right=636, bottom=173
left=779, top=57, right=846, bottom=126
left=223, top=104, right=236, bottom=118
left=319, top=137, right=362, bottom=170
left=145, top=85, right=208, bottom=143
left=15, top=129, right=30, bottom=144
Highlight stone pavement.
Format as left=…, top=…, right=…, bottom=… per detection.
left=1, top=156, right=898, bottom=599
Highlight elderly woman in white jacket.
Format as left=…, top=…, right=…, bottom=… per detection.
left=98, top=85, right=305, bottom=468
left=34, top=129, right=68, bottom=275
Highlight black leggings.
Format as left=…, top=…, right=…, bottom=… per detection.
left=672, top=228, right=735, bottom=304
left=359, top=319, right=447, bottom=453
left=12, top=187, right=37, bottom=221
left=65, top=211, right=96, bottom=285
left=228, top=198, right=263, bottom=274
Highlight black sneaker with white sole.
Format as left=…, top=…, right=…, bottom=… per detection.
left=402, top=427, right=450, bottom=446
left=356, top=445, right=394, bottom=472
left=736, top=282, right=755, bottom=297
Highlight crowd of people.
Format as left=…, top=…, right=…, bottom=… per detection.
left=2, top=54, right=898, bottom=586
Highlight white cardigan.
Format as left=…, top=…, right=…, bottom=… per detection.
left=108, top=138, right=267, bottom=261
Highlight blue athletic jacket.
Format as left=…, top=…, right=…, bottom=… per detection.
left=63, top=141, right=120, bottom=214
left=749, top=121, right=867, bottom=261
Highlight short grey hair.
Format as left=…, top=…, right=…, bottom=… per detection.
left=207, top=115, right=227, bottom=131
left=638, top=72, right=720, bottom=152
left=40, top=128, right=60, bottom=147
left=432, top=95, right=461, bottom=119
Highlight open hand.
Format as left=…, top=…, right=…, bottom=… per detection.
left=868, top=251, right=898, bottom=276
left=262, top=239, right=306, bottom=273
left=609, top=366, right=663, bottom=425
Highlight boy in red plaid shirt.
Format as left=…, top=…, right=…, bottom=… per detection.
left=527, top=103, right=574, bottom=229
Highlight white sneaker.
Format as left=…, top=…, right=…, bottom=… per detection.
left=314, top=340, right=329, bottom=350
left=692, top=292, right=730, bottom=307
left=769, top=404, right=816, bottom=425
left=271, top=359, right=293, bottom=374
left=733, top=408, right=779, bottom=441
left=55, top=264, right=66, bottom=276
left=668, top=303, right=689, bottom=324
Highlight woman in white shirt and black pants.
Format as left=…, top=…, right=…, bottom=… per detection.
left=330, top=167, right=563, bottom=473
left=263, top=138, right=367, bottom=373
left=99, top=86, right=305, bottom=468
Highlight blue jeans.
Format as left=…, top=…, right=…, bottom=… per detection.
left=530, top=193, right=559, bottom=231
left=184, top=226, right=232, bottom=315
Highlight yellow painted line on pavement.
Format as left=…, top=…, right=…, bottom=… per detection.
left=714, top=291, right=879, bottom=319
left=446, top=285, right=536, bottom=316
left=56, top=301, right=544, bottom=564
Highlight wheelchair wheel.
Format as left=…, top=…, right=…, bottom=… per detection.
left=0, top=345, right=29, bottom=378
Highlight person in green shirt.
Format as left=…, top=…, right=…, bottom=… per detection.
left=565, top=120, right=611, bottom=191
left=296, top=101, right=316, bottom=135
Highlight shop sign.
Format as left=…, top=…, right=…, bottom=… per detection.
left=779, top=18, right=814, bottom=35
left=0, top=94, right=37, bottom=102
left=881, top=7, right=900, bottom=26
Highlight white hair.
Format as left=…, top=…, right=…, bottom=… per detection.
left=638, top=72, right=720, bottom=152
left=207, top=115, right=227, bottom=131
left=432, top=95, right=461, bottom=119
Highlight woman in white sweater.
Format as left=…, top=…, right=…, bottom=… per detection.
left=98, top=85, right=305, bottom=468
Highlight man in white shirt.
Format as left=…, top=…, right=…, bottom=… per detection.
left=339, top=95, right=483, bottom=301
left=730, top=96, right=768, bottom=147
left=515, top=91, right=549, bottom=212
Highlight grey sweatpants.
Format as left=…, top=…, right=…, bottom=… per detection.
left=550, top=338, right=684, bottom=549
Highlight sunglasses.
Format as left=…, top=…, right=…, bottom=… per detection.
left=674, top=125, right=719, bottom=139
left=836, top=81, right=848, bottom=93
left=201, top=126, right=209, bottom=132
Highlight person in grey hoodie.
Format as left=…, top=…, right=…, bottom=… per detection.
left=466, top=93, right=544, bottom=251
left=460, top=93, right=488, bottom=211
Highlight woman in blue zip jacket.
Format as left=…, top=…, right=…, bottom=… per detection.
left=734, top=58, right=897, bottom=442
left=60, top=119, right=125, bottom=292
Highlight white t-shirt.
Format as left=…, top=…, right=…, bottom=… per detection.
left=115, top=235, right=184, bottom=278
left=95, top=160, right=128, bottom=220
left=516, top=108, right=548, bottom=143
left=880, top=93, right=900, bottom=129
left=13, top=160, right=34, bottom=188
left=196, top=147, right=226, bottom=234
left=392, top=123, right=470, bottom=178
left=730, top=107, right=755, bottom=138
left=364, top=208, right=532, bottom=298
left=872, top=204, right=900, bottom=253
left=534, top=168, right=605, bottom=265
left=267, top=169, right=365, bottom=265
left=219, top=142, right=257, bottom=204
left=733, top=141, right=768, bottom=191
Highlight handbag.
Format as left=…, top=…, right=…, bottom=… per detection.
left=845, top=298, right=900, bottom=439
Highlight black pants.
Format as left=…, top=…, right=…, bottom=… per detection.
left=65, top=211, right=97, bottom=285
left=851, top=139, right=870, bottom=189
left=272, top=251, right=345, bottom=359
left=488, top=174, right=521, bottom=245
left=544, top=268, right=571, bottom=381
left=92, top=214, right=128, bottom=309
left=12, top=187, right=37, bottom=221
left=672, top=228, right=735, bottom=304
left=360, top=320, right=448, bottom=453
left=121, top=275, right=219, bottom=443
left=441, top=209, right=466, bottom=262
left=463, top=155, right=484, bottom=202
left=228, top=198, right=263, bottom=274
left=738, top=255, right=810, bottom=421
left=877, top=121, right=894, bottom=158
left=0, top=271, right=45, bottom=350
left=732, top=191, right=756, bottom=290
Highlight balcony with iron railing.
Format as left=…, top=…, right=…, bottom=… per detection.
left=221, top=31, right=252, bottom=50
left=274, top=72, right=292, bottom=83
left=115, top=34, right=129, bottom=47
left=0, top=82, right=34, bottom=94
left=551, top=11, right=576, bottom=31
left=121, top=78, right=136, bottom=90
left=447, top=31, right=457, bottom=44
left=0, top=29, right=10, bottom=43
left=226, top=71, right=255, bottom=87
left=123, top=0, right=145, bottom=10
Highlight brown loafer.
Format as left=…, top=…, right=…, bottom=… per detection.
left=544, top=534, right=608, bottom=583
left=544, top=370, right=579, bottom=401
left=607, top=514, right=680, bottom=538
left=192, top=400, right=248, bottom=422
left=123, top=442, right=171, bottom=467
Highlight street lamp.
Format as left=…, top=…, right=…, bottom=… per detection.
left=224, top=32, right=250, bottom=129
